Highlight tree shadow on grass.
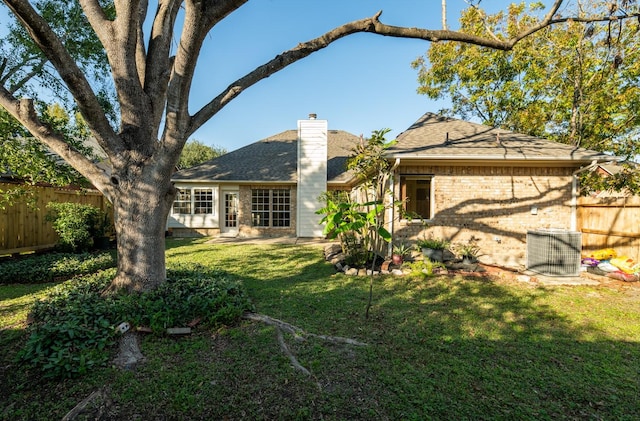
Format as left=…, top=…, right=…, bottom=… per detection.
left=6, top=242, right=631, bottom=420
left=229, top=259, right=640, bottom=420
left=348, top=277, right=638, bottom=418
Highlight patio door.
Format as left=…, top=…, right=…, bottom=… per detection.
left=221, top=191, right=239, bottom=236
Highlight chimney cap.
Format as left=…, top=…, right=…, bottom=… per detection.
left=308, top=113, right=317, bottom=120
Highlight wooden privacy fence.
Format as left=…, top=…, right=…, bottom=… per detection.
left=577, top=195, right=640, bottom=261
left=0, top=182, right=108, bottom=256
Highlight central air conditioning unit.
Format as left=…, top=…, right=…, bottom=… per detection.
left=526, top=229, right=582, bottom=277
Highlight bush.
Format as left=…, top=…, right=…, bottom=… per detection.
left=17, top=266, right=253, bottom=379
left=45, top=202, right=108, bottom=252
left=416, top=237, right=450, bottom=250
left=0, top=251, right=116, bottom=284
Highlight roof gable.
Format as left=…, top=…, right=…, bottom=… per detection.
left=387, top=112, right=610, bottom=164
left=173, top=129, right=360, bottom=183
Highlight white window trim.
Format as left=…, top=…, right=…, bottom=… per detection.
left=172, top=186, right=217, bottom=216
left=251, top=188, right=291, bottom=228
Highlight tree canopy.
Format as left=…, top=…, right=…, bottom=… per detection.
left=0, top=104, right=98, bottom=208
left=178, top=139, right=226, bottom=170
left=413, top=1, right=640, bottom=193
left=0, top=0, right=114, bottom=206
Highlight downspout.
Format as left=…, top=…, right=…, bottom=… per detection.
left=387, top=158, right=401, bottom=257
left=571, top=160, right=599, bottom=231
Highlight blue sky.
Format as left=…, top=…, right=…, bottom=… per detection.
left=1, top=1, right=533, bottom=152
left=191, top=0, right=514, bottom=152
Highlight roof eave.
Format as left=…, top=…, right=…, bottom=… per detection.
left=384, top=154, right=616, bottom=164
left=171, top=178, right=296, bottom=184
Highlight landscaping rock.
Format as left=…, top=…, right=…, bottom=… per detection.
left=324, top=244, right=342, bottom=258
left=330, top=254, right=345, bottom=265
left=167, top=327, right=191, bottom=335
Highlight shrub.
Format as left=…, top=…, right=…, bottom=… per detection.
left=0, top=251, right=116, bottom=284
left=416, top=237, right=450, bottom=250
left=45, top=202, right=108, bottom=252
left=17, top=266, right=253, bottom=379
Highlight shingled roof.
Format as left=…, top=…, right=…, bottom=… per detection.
left=172, top=129, right=361, bottom=184
left=386, top=112, right=612, bottom=164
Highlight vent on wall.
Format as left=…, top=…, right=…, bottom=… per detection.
left=526, top=229, right=582, bottom=276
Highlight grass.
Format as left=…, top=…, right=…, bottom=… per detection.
left=1, top=237, right=640, bottom=419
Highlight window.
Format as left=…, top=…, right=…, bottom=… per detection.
left=400, top=175, right=432, bottom=219
left=172, top=187, right=215, bottom=215
left=252, top=189, right=291, bottom=227
left=272, top=189, right=291, bottom=227
left=173, top=190, right=192, bottom=214
left=194, top=189, right=213, bottom=214
left=251, top=189, right=270, bottom=227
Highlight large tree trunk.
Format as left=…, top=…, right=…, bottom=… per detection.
left=105, top=163, right=176, bottom=293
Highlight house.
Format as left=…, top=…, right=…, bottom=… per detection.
left=169, top=112, right=614, bottom=269
left=386, top=112, right=614, bottom=268
left=169, top=115, right=361, bottom=238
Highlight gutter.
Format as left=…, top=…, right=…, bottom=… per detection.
left=384, top=154, right=609, bottom=163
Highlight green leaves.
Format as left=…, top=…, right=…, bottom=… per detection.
left=0, top=251, right=115, bottom=284
left=415, top=1, right=640, bottom=153
left=17, top=269, right=118, bottom=379
left=17, top=264, right=253, bottom=380
left=178, top=139, right=227, bottom=169
left=45, top=202, right=111, bottom=252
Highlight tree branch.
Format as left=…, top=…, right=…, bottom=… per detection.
left=0, top=91, right=113, bottom=199
left=143, top=0, right=180, bottom=136
left=4, top=0, right=121, bottom=155
left=1, top=56, right=47, bottom=95
left=190, top=1, right=640, bottom=137
left=243, top=312, right=366, bottom=390
left=243, top=313, right=368, bottom=347
left=163, top=0, right=247, bottom=155
left=77, top=0, right=114, bottom=44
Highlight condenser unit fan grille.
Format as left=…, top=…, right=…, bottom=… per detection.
left=526, top=229, right=582, bottom=276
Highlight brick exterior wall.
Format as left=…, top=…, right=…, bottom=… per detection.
left=393, top=164, right=575, bottom=269
left=168, top=227, right=220, bottom=238
left=237, top=184, right=297, bottom=237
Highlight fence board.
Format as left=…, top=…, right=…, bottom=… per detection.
left=0, top=182, right=107, bottom=255
left=577, top=196, right=640, bottom=261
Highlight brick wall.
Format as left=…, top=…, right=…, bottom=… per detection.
left=394, top=164, right=575, bottom=269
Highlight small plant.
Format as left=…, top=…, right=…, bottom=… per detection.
left=408, top=259, right=446, bottom=277
left=416, top=237, right=450, bottom=250
left=391, top=241, right=412, bottom=265
left=392, top=241, right=412, bottom=258
left=455, top=238, right=481, bottom=259
left=17, top=269, right=119, bottom=379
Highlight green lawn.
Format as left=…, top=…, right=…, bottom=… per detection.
left=1, top=238, right=640, bottom=420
